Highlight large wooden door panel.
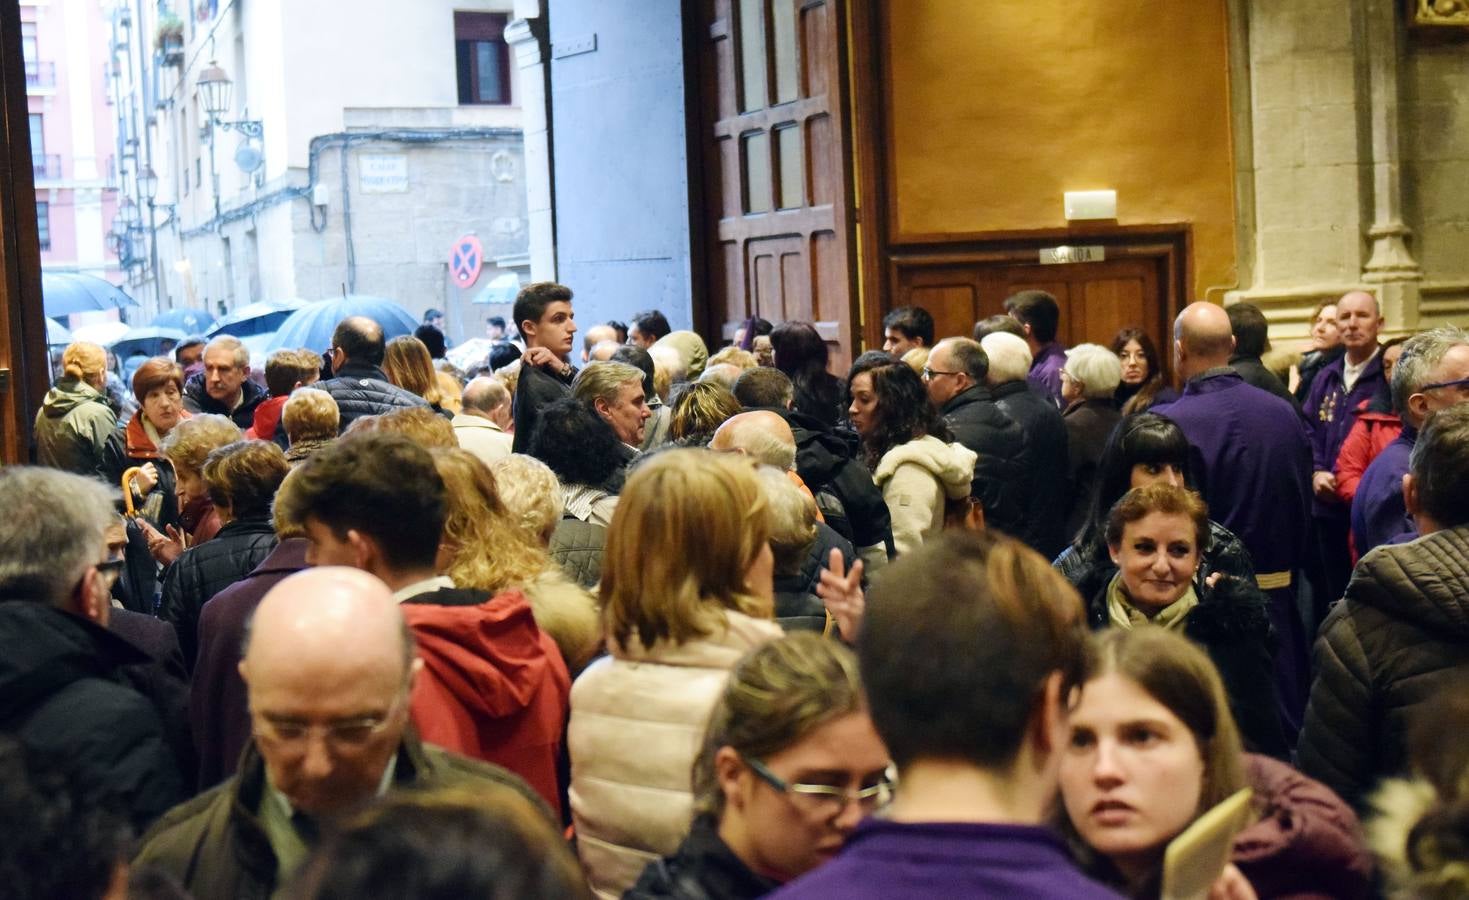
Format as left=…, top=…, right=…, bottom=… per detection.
left=889, top=232, right=1184, bottom=378
left=699, top=0, right=856, bottom=366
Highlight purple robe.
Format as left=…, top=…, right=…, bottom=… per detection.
left=1154, top=370, right=1315, bottom=728
left=1153, top=371, right=1314, bottom=576
left=1351, top=426, right=1416, bottom=557
left=189, top=538, right=309, bottom=789
left=769, top=819, right=1124, bottom=899
left=1304, top=350, right=1386, bottom=502
left=1028, top=341, right=1068, bottom=407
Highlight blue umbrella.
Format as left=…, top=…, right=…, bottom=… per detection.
left=46, top=317, right=73, bottom=347
left=471, top=271, right=521, bottom=305
left=267, top=295, right=418, bottom=353
left=41, top=272, right=138, bottom=317
left=208, top=299, right=308, bottom=338
left=151, top=307, right=215, bottom=334
left=109, top=325, right=187, bottom=360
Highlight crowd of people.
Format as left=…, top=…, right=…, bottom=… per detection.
left=7, top=280, right=1469, bottom=898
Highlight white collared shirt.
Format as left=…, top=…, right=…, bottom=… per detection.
left=1343, top=347, right=1380, bottom=393
left=391, top=575, right=457, bottom=604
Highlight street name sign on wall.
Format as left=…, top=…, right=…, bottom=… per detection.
left=359, top=154, right=409, bottom=193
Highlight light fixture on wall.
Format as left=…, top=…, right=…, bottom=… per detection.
left=1063, top=190, right=1117, bottom=221
left=195, top=60, right=265, bottom=227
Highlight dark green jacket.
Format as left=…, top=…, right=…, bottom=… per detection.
left=133, top=732, right=550, bottom=899
left=33, top=376, right=116, bottom=477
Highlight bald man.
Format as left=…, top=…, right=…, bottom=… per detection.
left=581, top=323, right=618, bottom=363
left=453, top=376, right=513, bottom=464
left=711, top=411, right=860, bottom=596
left=312, top=316, right=428, bottom=433
left=135, top=567, right=547, bottom=898
left=1153, top=302, right=1311, bottom=748
left=1301, top=291, right=1386, bottom=605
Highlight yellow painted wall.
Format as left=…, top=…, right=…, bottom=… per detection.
left=886, top=1, right=1238, bottom=301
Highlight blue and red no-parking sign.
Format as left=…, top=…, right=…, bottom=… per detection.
left=450, top=235, right=484, bottom=287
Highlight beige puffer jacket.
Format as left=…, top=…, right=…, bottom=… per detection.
left=568, top=610, right=782, bottom=899
left=873, top=434, right=978, bottom=557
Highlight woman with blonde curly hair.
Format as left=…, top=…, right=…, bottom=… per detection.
left=434, top=451, right=601, bottom=675
left=570, top=449, right=781, bottom=898
left=383, top=335, right=447, bottom=415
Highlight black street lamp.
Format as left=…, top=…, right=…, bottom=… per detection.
left=195, top=60, right=264, bottom=229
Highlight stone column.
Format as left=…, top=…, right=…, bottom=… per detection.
left=506, top=16, right=557, bottom=282
left=1359, top=0, right=1422, bottom=329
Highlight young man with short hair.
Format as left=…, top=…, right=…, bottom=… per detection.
left=772, top=531, right=1120, bottom=898
left=881, top=306, right=934, bottom=357
left=511, top=282, right=578, bottom=452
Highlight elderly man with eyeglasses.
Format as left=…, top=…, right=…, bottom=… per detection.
left=134, top=566, right=549, bottom=898
left=1351, top=326, right=1469, bottom=556
left=0, top=467, right=185, bottom=833
left=922, top=337, right=1027, bottom=542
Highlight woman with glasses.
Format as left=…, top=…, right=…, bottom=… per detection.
left=627, top=633, right=891, bottom=899
left=569, top=449, right=783, bottom=899
left=1111, top=328, right=1176, bottom=415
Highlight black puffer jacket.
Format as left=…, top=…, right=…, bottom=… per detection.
left=0, top=601, right=184, bottom=832
left=940, top=385, right=1028, bottom=541
left=1085, top=567, right=1288, bottom=760
left=626, top=814, right=780, bottom=900
left=1298, top=526, right=1469, bottom=809
left=182, top=372, right=268, bottom=430
left=315, top=360, right=428, bottom=431
left=992, top=379, right=1071, bottom=558
left=159, top=516, right=278, bottom=671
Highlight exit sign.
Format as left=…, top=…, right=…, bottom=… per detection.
left=1039, top=245, right=1105, bottom=265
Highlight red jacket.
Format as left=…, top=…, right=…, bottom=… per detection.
left=1233, top=754, right=1374, bottom=899
left=243, top=395, right=287, bottom=442
left=401, top=587, right=571, bottom=817
left=1334, top=407, right=1401, bottom=505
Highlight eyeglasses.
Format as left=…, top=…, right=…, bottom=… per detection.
left=253, top=691, right=406, bottom=753
left=1420, top=377, right=1469, bottom=394
left=95, top=558, right=125, bottom=590
left=921, top=367, right=960, bottom=381
left=742, top=755, right=895, bottom=813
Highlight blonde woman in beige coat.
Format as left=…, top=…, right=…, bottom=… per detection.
left=569, top=449, right=783, bottom=898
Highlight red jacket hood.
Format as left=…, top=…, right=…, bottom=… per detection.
left=244, top=395, right=287, bottom=441
left=401, top=589, right=568, bottom=719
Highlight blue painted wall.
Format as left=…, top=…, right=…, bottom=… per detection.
left=548, top=0, right=696, bottom=332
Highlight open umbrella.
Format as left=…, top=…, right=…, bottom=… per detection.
left=267, top=295, right=418, bottom=353
left=45, top=317, right=73, bottom=347
left=151, top=307, right=215, bottom=334
left=110, top=325, right=188, bottom=360
left=208, top=299, right=308, bottom=338
left=471, top=271, right=521, bottom=305
left=41, top=272, right=138, bottom=317
left=71, top=320, right=132, bottom=347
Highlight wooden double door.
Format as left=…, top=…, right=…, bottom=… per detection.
left=696, top=0, right=856, bottom=369
left=889, top=230, right=1187, bottom=380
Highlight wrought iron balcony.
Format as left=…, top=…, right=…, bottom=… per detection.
left=33, top=154, right=61, bottom=181
left=25, top=60, right=56, bottom=89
